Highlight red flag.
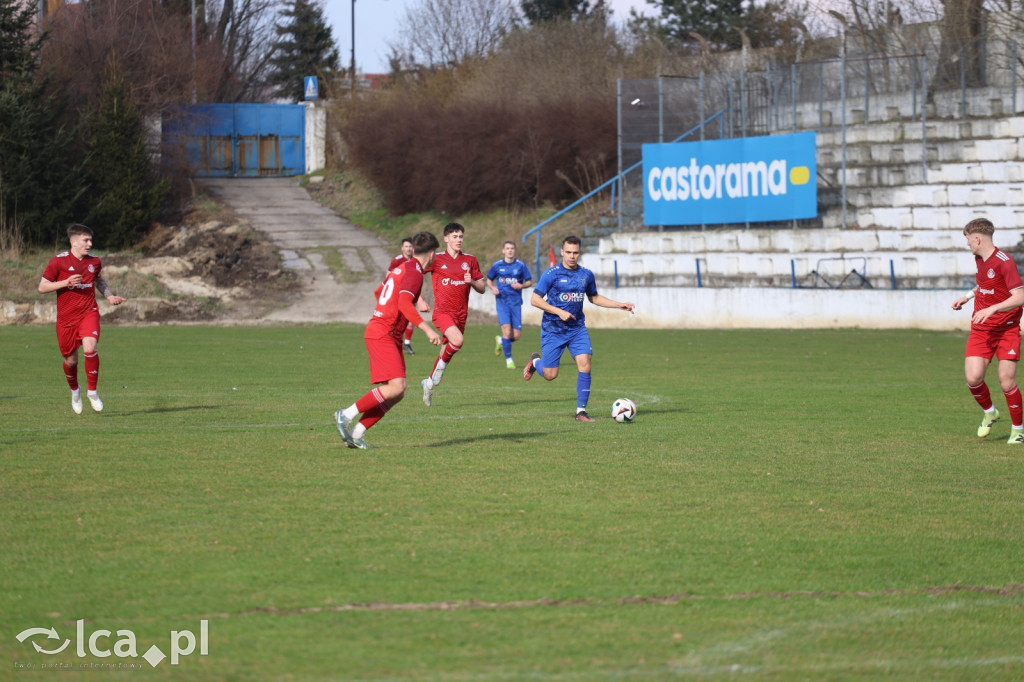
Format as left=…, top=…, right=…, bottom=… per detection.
left=548, top=246, right=557, bottom=267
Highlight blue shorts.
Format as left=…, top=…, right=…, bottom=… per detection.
left=539, top=324, right=592, bottom=369
left=495, top=299, right=522, bottom=330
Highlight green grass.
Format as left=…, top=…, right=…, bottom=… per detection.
left=2, top=324, right=1024, bottom=680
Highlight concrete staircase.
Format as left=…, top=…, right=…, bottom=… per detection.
left=583, top=87, right=1024, bottom=289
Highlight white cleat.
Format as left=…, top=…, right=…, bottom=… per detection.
left=71, top=392, right=83, bottom=414
left=421, top=377, right=433, bottom=407
left=87, top=393, right=104, bottom=412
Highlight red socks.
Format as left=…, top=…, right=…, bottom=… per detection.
left=440, top=341, right=460, bottom=364
left=969, top=381, right=993, bottom=410
left=84, top=352, right=99, bottom=391
left=63, top=361, right=79, bottom=390
left=1004, top=386, right=1023, bottom=427
left=355, top=387, right=387, bottom=414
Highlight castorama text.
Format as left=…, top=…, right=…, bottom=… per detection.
left=642, top=132, right=817, bottom=226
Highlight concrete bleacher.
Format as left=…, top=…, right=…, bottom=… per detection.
left=583, top=88, right=1024, bottom=291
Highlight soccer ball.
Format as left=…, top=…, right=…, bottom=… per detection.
left=611, top=398, right=637, bottom=423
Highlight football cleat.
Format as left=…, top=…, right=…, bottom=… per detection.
left=506, top=358, right=516, bottom=369
left=421, top=377, right=433, bottom=406
left=71, top=392, right=83, bottom=414
left=348, top=437, right=374, bottom=450
left=1008, top=428, right=1024, bottom=445
left=404, top=341, right=415, bottom=356
left=574, top=411, right=596, bottom=422
left=978, top=408, right=999, bottom=437
left=523, top=353, right=540, bottom=381
left=334, top=410, right=354, bottom=445
left=495, top=335, right=502, bottom=356
left=87, top=393, right=103, bottom=412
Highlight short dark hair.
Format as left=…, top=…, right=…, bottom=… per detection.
left=443, top=222, right=464, bottom=237
left=401, top=236, right=413, bottom=246
left=964, top=218, right=995, bottom=236
left=411, top=231, right=440, bottom=255
left=562, top=235, right=581, bottom=248
left=503, top=240, right=516, bottom=248
left=67, top=223, right=93, bottom=238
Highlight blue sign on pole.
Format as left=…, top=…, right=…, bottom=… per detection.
left=642, top=132, right=817, bottom=226
left=303, top=76, right=319, bottom=101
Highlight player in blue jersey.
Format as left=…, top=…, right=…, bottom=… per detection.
left=522, top=235, right=635, bottom=421
left=487, top=241, right=533, bottom=369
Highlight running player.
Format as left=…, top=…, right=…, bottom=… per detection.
left=487, top=240, right=533, bottom=369
left=522, top=235, right=634, bottom=422
left=38, top=224, right=126, bottom=413
left=952, top=217, right=1024, bottom=443
left=388, top=237, right=430, bottom=355
left=335, top=231, right=442, bottom=449
left=420, top=222, right=486, bottom=406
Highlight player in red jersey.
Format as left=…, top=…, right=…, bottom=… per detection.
left=38, top=224, right=126, bottom=414
left=335, top=231, right=442, bottom=449
left=952, top=218, right=1024, bottom=443
left=387, top=237, right=430, bottom=356
left=420, top=222, right=486, bottom=406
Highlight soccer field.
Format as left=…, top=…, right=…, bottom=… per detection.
left=3, top=324, right=1024, bottom=680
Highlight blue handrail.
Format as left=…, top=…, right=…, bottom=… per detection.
left=522, top=108, right=729, bottom=275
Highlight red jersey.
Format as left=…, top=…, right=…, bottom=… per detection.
left=428, top=250, right=482, bottom=315
left=387, top=254, right=409, bottom=272
left=973, top=248, right=1024, bottom=330
left=366, top=259, right=426, bottom=341
left=41, top=251, right=103, bottom=327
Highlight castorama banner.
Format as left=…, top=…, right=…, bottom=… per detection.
left=642, top=132, right=817, bottom=226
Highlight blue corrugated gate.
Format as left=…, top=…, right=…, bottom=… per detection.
left=165, top=104, right=305, bottom=177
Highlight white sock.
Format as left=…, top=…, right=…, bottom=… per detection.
left=342, top=405, right=359, bottom=420
left=87, top=390, right=98, bottom=397
left=351, top=423, right=367, bottom=440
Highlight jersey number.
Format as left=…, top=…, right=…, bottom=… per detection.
left=378, top=278, right=395, bottom=305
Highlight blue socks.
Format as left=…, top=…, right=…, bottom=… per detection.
left=502, top=337, right=512, bottom=359
left=576, top=372, right=591, bottom=410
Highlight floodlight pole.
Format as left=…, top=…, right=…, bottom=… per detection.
left=350, top=0, right=356, bottom=93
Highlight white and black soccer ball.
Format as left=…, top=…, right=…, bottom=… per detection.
left=611, top=398, right=637, bottom=423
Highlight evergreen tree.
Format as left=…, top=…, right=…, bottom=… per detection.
left=0, top=0, right=85, bottom=245
left=520, top=0, right=591, bottom=24
left=269, top=0, right=339, bottom=102
left=83, top=64, right=168, bottom=249
left=647, top=0, right=745, bottom=50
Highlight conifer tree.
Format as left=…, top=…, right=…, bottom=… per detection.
left=83, top=64, right=168, bottom=249
left=269, top=0, right=339, bottom=102
left=0, top=0, right=84, bottom=245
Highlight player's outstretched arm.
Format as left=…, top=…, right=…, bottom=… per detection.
left=96, top=274, right=126, bottom=305
left=589, top=294, right=635, bottom=313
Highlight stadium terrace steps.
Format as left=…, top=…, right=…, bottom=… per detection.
left=582, top=86, right=1024, bottom=288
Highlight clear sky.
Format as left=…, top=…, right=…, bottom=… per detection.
left=322, top=0, right=657, bottom=75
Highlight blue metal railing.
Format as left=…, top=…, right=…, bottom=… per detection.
left=522, top=109, right=729, bottom=275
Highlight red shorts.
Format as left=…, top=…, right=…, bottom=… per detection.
left=966, top=325, right=1022, bottom=361
left=56, top=310, right=101, bottom=357
left=432, top=311, right=466, bottom=339
left=365, top=333, right=405, bottom=384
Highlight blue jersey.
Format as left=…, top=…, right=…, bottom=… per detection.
left=533, top=263, right=598, bottom=334
left=487, top=258, right=532, bottom=306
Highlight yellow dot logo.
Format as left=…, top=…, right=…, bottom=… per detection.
left=789, top=166, right=811, bottom=185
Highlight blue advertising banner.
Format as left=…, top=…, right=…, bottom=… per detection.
left=642, top=132, right=817, bottom=226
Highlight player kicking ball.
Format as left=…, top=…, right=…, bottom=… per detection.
left=522, top=235, right=634, bottom=422
left=335, top=231, right=442, bottom=449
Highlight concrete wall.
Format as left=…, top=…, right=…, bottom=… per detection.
left=304, top=103, right=327, bottom=174
left=468, top=286, right=972, bottom=331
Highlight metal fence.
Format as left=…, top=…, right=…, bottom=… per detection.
left=523, top=36, right=1024, bottom=274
